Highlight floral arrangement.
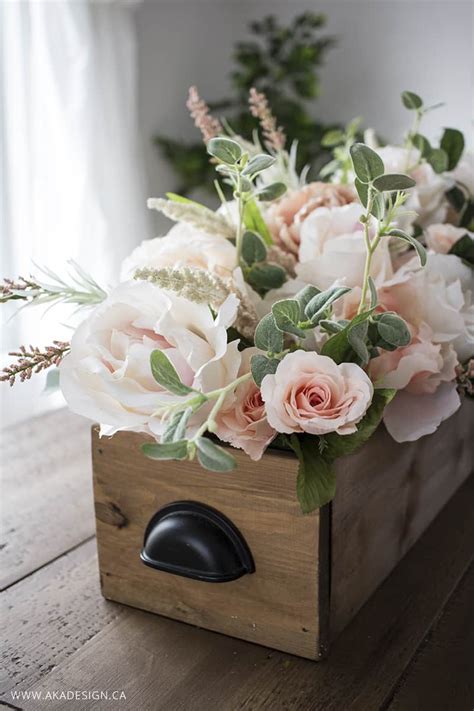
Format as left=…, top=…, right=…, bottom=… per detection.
left=2, top=88, right=473, bottom=513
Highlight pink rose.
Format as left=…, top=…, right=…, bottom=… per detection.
left=425, top=224, right=473, bottom=255
left=260, top=351, right=373, bottom=436
left=265, top=182, right=356, bottom=256
left=215, top=349, right=276, bottom=460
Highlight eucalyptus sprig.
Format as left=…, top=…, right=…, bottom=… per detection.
left=207, top=136, right=288, bottom=293
left=401, top=90, right=464, bottom=175
left=141, top=349, right=251, bottom=472
left=319, top=116, right=362, bottom=183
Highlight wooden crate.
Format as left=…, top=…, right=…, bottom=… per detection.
left=92, top=400, right=473, bottom=660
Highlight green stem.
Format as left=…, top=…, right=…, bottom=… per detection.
left=235, top=173, right=245, bottom=266
left=192, top=372, right=252, bottom=439
left=357, top=187, right=382, bottom=315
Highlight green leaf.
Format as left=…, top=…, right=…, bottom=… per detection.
left=387, top=229, right=427, bottom=266
left=246, top=263, right=287, bottom=291
left=411, top=133, right=432, bottom=158
left=350, top=143, right=384, bottom=184
left=324, top=389, right=396, bottom=459
left=319, top=319, right=346, bottom=334
left=289, top=434, right=337, bottom=513
left=162, top=407, right=193, bottom=443
left=440, top=128, right=465, bottom=171
left=368, top=276, right=378, bottom=309
left=347, top=320, right=370, bottom=364
left=321, top=311, right=373, bottom=364
left=256, top=182, right=287, bottom=202
left=207, top=137, right=242, bottom=164
left=304, top=286, right=351, bottom=324
left=321, top=129, right=344, bottom=147
left=196, top=437, right=237, bottom=472
left=242, top=154, right=275, bottom=175
left=370, top=192, right=386, bottom=220
left=427, top=148, right=448, bottom=174
left=141, top=439, right=188, bottom=461
left=243, top=198, right=273, bottom=246
left=150, top=350, right=194, bottom=396
left=272, top=299, right=306, bottom=337
left=449, top=233, right=474, bottom=267
left=295, top=285, right=321, bottom=311
left=375, top=312, right=411, bottom=347
left=373, top=173, right=416, bottom=192
left=355, top=178, right=368, bottom=207
left=254, top=313, right=284, bottom=353
left=401, top=90, right=423, bottom=110
left=445, top=186, right=466, bottom=213
left=250, top=354, right=279, bottom=387
left=241, top=230, right=267, bottom=266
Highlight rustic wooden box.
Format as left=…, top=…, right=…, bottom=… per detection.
left=92, top=400, right=473, bottom=660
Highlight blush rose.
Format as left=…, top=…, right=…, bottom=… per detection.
left=260, top=350, right=373, bottom=436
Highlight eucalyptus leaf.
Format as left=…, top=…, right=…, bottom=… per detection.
left=141, top=439, right=188, bottom=461
left=250, top=354, right=279, bottom=387
left=355, top=178, right=368, bottom=207
left=256, top=182, right=287, bottom=202
left=368, top=276, right=378, bottom=309
left=370, top=192, right=386, bottom=219
left=440, top=128, right=465, bottom=171
left=350, top=143, right=384, bottom=184
left=150, top=350, right=194, bottom=396
left=295, top=285, right=321, bottom=310
left=428, top=148, right=448, bottom=174
left=411, top=133, right=431, bottom=158
left=254, top=313, right=284, bottom=353
left=246, top=263, right=286, bottom=291
left=373, top=173, right=416, bottom=192
left=375, top=312, right=411, bottom=347
left=242, top=230, right=267, bottom=266
left=242, top=154, right=276, bottom=175
left=272, top=299, right=306, bottom=337
left=347, top=320, right=370, bottom=364
left=207, top=137, right=242, bottom=164
left=196, top=437, right=237, bottom=472
left=304, top=286, right=351, bottom=323
left=319, top=319, right=346, bottom=334
left=401, top=91, right=423, bottom=110
left=387, top=229, right=427, bottom=266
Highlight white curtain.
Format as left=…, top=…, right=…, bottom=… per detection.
left=0, top=0, right=149, bottom=425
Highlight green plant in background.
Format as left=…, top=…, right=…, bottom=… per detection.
left=154, top=12, right=336, bottom=195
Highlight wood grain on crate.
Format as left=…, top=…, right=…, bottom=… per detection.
left=92, top=432, right=329, bottom=659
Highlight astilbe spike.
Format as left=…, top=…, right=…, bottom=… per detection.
left=0, top=277, right=40, bottom=302
left=186, top=86, right=223, bottom=143
left=248, top=87, right=286, bottom=152
left=1, top=341, right=70, bottom=386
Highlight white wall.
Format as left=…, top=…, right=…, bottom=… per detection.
left=136, top=0, right=473, bottom=235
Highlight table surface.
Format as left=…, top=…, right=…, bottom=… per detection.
left=1, top=408, right=473, bottom=711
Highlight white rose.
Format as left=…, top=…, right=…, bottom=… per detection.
left=59, top=281, right=241, bottom=439
left=425, top=223, right=473, bottom=254
left=449, top=151, right=474, bottom=196
left=120, top=223, right=236, bottom=280
left=296, top=203, right=393, bottom=289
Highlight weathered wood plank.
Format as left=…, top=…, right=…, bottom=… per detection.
left=0, top=409, right=94, bottom=589
left=331, top=400, right=474, bottom=638
left=387, top=563, right=474, bottom=711
left=18, top=476, right=474, bottom=711
left=0, top=540, right=122, bottom=701
left=92, top=429, right=328, bottom=659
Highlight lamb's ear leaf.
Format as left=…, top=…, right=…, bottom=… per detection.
left=141, top=440, right=188, bottom=461
left=196, top=437, right=237, bottom=472
left=289, top=434, right=336, bottom=513
left=150, top=350, right=194, bottom=396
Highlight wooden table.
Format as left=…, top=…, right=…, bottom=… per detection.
left=1, top=409, right=473, bottom=711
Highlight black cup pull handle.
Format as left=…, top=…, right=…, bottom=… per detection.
left=140, top=501, right=255, bottom=583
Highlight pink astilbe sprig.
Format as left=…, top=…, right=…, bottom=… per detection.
left=248, top=87, right=286, bottom=152
left=0, top=276, right=40, bottom=302
left=1, top=341, right=70, bottom=386
left=186, top=86, right=223, bottom=143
